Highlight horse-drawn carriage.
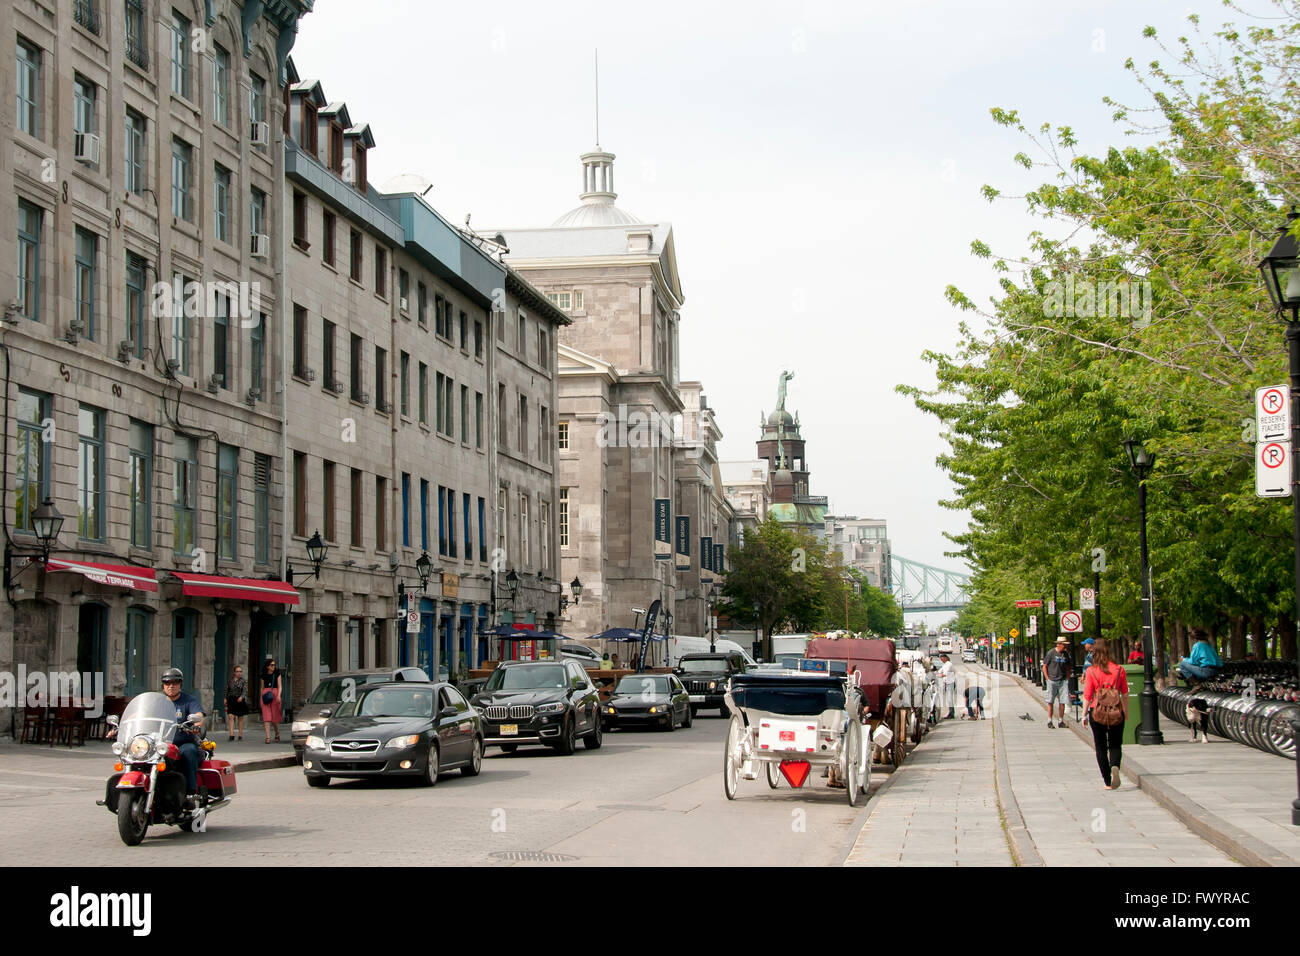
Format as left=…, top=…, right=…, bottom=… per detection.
left=721, top=671, right=893, bottom=806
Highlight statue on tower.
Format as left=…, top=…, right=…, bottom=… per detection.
left=776, top=370, right=795, bottom=412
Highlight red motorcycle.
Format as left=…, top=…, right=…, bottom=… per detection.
left=98, top=692, right=237, bottom=845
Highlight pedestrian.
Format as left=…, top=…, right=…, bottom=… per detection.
left=964, top=680, right=985, bottom=719
left=1081, top=637, right=1095, bottom=669
left=938, top=653, right=956, bottom=718
left=259, top=656, right=283, bottom=744
left=1083, top=638, right=1129, bottom=790
left=600, top=651, right=613, bottom=671
left=224, top=664, right=248, bottom=741
left=1177, top=628, right=1224, bottom=686
left=1041, top=638, right=1072, bottom=729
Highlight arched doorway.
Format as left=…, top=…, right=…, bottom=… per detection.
left=77, top=603, right=108, bottom=678
left=170, top=609, right=199, bottom=685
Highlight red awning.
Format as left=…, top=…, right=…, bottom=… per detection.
left=45, top=558, right=158, bottom=592
left=170, top=572, right=299, bottom=605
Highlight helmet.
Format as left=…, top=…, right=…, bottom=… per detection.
left=162, top=667, right=184, bottom=683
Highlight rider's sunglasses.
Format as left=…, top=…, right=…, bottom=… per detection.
left=162, top=680, right=181, bottom=686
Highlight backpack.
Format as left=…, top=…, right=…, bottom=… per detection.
left=1090, top=666, right=1123, bottom=726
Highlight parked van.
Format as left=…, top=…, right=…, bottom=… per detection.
left=669, top=635, right=757, bottom=668
left=771, top=634, right=812, bottom=658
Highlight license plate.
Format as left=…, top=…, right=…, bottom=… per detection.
left=500, top=724, right=518, bottom=736
left=689, top=695, right=705, bottom=703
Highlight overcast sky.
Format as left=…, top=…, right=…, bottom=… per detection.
left=293, top=0, right=1264, bottom=614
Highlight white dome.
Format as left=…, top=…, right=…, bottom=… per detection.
left=551, top=202, right=644, bottom=227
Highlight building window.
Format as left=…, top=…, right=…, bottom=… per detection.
left=438, top=486, right=447, bottom=556
left=460, top=384, right=469, bottom=442
left=129, top=421, right=152, bottom=549
left=171, top=10, right=192, bottom=99
left=293, top=191, right=309, bottom=250
left=323, top=319, right=336, bottom=388
left=496, top=488, right=506, bottom=556
left=417, top=282, right=428, bottom=327
left=558, top=421, right=569, bottom=450
left=475, top=392, right=483, bottom=449
left=173, top=436, right=197, bottom=556
left=349, top=228, right=362, bottom=282
left=125, top=609, right=150, bottom=696
left=250, top=313, right=266, bottom=398
left=250, top=72, right=266, bottom=126
left=401, top=473, right=411, bottom=547
left=214, top=164, right=231, bottom=242
left=435, top=373, right=445, bottom=435
left=572, top=290, right=583, bottom=310
left=292, top=305, right=307, bottom=378
left=350, top=333, right=364, bottom=403
left=124, top=0, right=147, bottom=67
left=74, top=75, right=96, bottom=141
left=420, top=479, right=429, bottom=551
left=399, top=351, right=410, bottom=417
left=171, top=273, right=192, bottom=376
left=16, top=38, right=40, bottom=138
left=463, top=492, right=471, bottom=564
left=520, top=494, right=530, bottom=569
left=213, top=294, right=229, bottom=389
left=125, top=108, right=146, bottom=193
left=460, top=311, right=468, bottom=351
left=538, top=406, right=549, bottom=464
left=541, top=501, right=550, bottom=574
left=474, top=319, right=484, bottom=358
left=478, top=497, right=486, bottom=563
left=375, top=476, right=387, bottom=552
left=171, top=138, right=193, bottom=221
left=254, top=453, right=271, bottom=564
left=74, top=228, right=97, bottom=340
left=518, top=313, right=526, bottom=358
left=17, top=201, right=41, bottom=321
left=213, top=43, right=230, bottom=126
left=418, top=363, right=428, bottom=425
left=322, top=211, right=335, bottom=266
left=538, top=327, right=548, bottom=371
left=399, top=269, right=409, bottom=311
left=374, top=247, right=386, bottom=298
left=434, top=295, right=445, bottom=338
left=293, top=451, right=307, bottom=537
left=518, top=395, right=528, bottom=458
left=15, top=389, right=51, bottom=533
left=559, top=488, right=569, bottom=549
left=218, top=444, right=238, bottom=560
left=375, top=346, right=387, bottom=410
left=447, top=488, right=456, bottom=559
left=127, top=253, right=146, bottom=357
left=322, top=460, right=336, bottom=542
left=350, top=468, right=363, bottom=548
left=497, top=384, right=507, bottom=448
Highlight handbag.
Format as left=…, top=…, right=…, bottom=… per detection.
left=262, top=689, right=275, bottom=706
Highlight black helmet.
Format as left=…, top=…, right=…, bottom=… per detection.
left=162, top=667, right=184, bottom=683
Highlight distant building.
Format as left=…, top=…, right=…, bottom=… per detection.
left=721, top=459, right=771, bottom=542
left=825, top=516, right=892, bottom=589
left=756, top=375, right=827, bottom=541
left=674, top=383, right=735, bottom=635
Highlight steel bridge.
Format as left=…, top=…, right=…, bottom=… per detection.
left=888, top=555, right=970, bottom=613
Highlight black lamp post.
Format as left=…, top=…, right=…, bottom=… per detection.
left=505, top=568, right=519, bottom=622
left=570, top=576, right=583, bottom=604
left=415, top=551, right=433, bottom=592
left=1123, top=437, right=1163, bottom=745
left=5, top=497, right=65, bottom=588
left=707, top=582, right=720, bottom=653
left=1257, top=207, right=1300, bottom=824
left=287, top=529, right=328, bottom=585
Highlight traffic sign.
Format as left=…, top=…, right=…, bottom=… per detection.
left=1256, top=440, right=1292, bottom=497
left=1015, top=600, right=1042, bottom=608
left=1080, top=588, right=1095, bottom=610
left=1256, top=385, right=1291, bottom=442
left=1009, top=628, right=1019, bottom=639
left=1060, top=610, right=1083, bottom=633
left=1048, top=600, right=1056, bottom=615
left=996, top=637, right=1006, bottom=646
left=1028, top=615, right=1037, bottom=635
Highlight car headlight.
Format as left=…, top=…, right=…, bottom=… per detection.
left=649, top=706, right=660, bottom=714
left=305, top=735, right=326, bottom=751
left=126, top=735, right=153, bottom=760
left=708, top=681, right=717, bottom=690
left=537, top=702, right=565, bottom=715
left=385, top=734, right=422, bottom=749
left=291, top=721, right=312, bottom=733
left=604, top=706, right=616, bottom=714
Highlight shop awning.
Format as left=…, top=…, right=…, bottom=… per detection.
left=44, top=558, right=158, bottom=592
left=170, top=572, right=300, bottom=605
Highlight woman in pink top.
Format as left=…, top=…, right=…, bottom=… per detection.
left=1083, top=639, right=1129, bottom=790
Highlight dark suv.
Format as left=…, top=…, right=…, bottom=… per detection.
left=471, top=660, right=603, bottom=755
left=677, top=653, right=747, bottom=718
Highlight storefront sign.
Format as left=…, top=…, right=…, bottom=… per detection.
left=654, top=499, right=672, bottom=559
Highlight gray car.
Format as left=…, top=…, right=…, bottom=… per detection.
left=291, top=667, right=429, bottom=760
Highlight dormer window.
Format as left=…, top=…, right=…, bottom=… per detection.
left=329, top=122, right=343, bottom=174
left=302, top=99, right=318, bottom=153
left=353, top=143, right=367, bottom=192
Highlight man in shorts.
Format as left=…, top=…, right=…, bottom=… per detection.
left=1042, top=638, right=1073, bottom=728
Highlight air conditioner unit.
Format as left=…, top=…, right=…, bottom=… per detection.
left=250, top=233, right=270, bottom=259
left=250, top=120, right=270, bottom=147
left=74, top=132, right=100, bottom=164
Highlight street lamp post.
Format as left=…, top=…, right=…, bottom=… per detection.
left=1257, top=207, right=1300, bottom=823
left=707, top=582, right=720, bottom=653
left=1124, top=437, right=1163, bottom=745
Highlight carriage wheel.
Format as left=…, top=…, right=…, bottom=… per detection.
left=723, top=714, right=744, bottom=801
left=892, top=710, right=907, bottom=767
left=845, top=720, right=863, bottom=808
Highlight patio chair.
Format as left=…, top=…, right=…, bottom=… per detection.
left=20, top=704, right=46, bottom=744
left=48, top=706, right=87, bottom=747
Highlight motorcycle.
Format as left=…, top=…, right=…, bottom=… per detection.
left=97, top=691, right=238, bottom=845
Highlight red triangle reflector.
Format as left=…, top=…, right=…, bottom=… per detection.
left=779, top=760, right=811, bottom=788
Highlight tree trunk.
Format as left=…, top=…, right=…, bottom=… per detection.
left=1279, top=612, right=1298, bottom=666
left=1153, top=615, right=1168, bottom=689
left=1249, top=615, right=1267, bottom=660
left=1229, top=615, right=1247, bottom=662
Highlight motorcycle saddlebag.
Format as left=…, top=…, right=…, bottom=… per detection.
left=199, top=759, right=236, bottom=797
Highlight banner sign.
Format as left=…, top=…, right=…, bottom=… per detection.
left=675, top=515, right=691, bottom=571
left=638, top=599, right=661, bottom=674
left=654, top=499, right=672, bottom=560
left=713, top=543, right=725, bottom=574
left=701, top=536, right=714, bottom=573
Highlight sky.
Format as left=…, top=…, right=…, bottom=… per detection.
left=291, top=0, right=1272, bottom=618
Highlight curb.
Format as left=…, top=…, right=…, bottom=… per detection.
left=990, top=678, right=1045, bottom=867
left=1001, top=670, right=1291, bottom=868
left=230, top=755, right=298, bottom=773
left=837, top=734, right=919, bottom=866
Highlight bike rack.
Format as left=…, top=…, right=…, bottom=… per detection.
left=1158, top=687, right=1297, bottom=759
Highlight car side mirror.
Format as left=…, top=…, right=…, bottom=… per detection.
left=440, top=705, right=458, bottom=718
left=319, top=708, right=332, bottom=719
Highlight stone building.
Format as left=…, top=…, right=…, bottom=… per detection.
left=720, top=458, right=771, bottom=541
left=0, top=0, right=311, bottom=727
left=825, top=516, right=891, bottom=589
left=673, top=381, right=734, bottom=635
left=757, top=373, right=827, bottom=542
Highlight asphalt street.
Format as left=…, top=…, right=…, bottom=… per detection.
left=0, top=713, right=872, bottom=866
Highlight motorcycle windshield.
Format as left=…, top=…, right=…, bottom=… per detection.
left=118, top=692, right=179, bottom=743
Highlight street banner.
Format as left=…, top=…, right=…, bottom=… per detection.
left=714, top=543, right=725, bottom=574
left=701, top=536, right=713, bottom=574
left=654, top=499, right=672, bottom=559
left=675, top=516, right=691, bottom=571
left=637, top=599, right=661, bottom=674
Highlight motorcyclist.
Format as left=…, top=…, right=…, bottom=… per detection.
left=160, top=667, right=205, bottom=804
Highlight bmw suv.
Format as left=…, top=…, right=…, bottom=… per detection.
left=471, top=660, right=603, bottom=755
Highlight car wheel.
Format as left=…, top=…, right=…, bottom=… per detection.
left=421, top=741, right=440, bottom=786
left=683, top=706, right=693, bottom=729
left=664, top=711, right=676, bottom=732
left=554, top=716, right=577, bottom=755
left=690, top=705, right=699, bottom=719
left=461, top=737, right=483, bottom=776
left=584, top=713, right=604, bottom=750
left=499, top=743, right=518, bottom=754
left=306, top=774, right=330, bottom=788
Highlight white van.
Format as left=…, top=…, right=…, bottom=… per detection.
left=669, top=635, right=758, bottom=668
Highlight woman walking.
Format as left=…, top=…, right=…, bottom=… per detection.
left=1083, top=638, right=1129, bottom=790
left=259, top=657, right=283, bottom=744
left=224, top=665, right=248, bottom=740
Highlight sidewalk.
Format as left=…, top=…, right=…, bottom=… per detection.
left=1002, top=668, right=1300, bottom=867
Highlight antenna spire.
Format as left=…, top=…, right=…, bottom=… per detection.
left=594, top=49, right=600, bottom=149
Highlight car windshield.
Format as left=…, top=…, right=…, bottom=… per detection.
left=484, top=665, right=568, bottom=691
left=307, top=674, right=388, bottom=704
left=615, top=676, right=670, bottom=695
left=679, top=658, right=727, bottom=673
left=354, top=687, right=434, bottom=718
